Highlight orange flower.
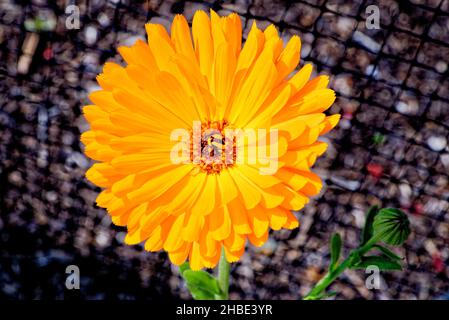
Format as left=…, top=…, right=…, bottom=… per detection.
left=81, top=10, right=339, bottom=270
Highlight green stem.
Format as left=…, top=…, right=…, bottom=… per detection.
left=303, top=234, right=382, bottom=300
left=217, top=248, right=230, bottom=300
left=303, top=254, right=353, bottom=300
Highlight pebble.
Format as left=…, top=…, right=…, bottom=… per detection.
left=441, top=153, right=449, bottom=169
left=395, top=100, right=419, bottom=115
left=115, top=232, right=126, bottom=244
left=334, top=77, right=352, bottom=96
left=301, top=43, right=312, bottom=58
left=352, top=31, right=381, bottom=54
left=286, top=250, right=300, bottom=262
left=305, top=252, right=323, bottom=267
left=399, top=183, right=412, bottom=199
left=37, top=148, right=48, bottom=168
left=97, top=12, right=110, bottom=27
left=37, top=106, right=48, bottom=124
left=84, top=26, right=98, bottom=46
left=62, top=132, right=75, bottom=146
left=48, top=106, right=60, bottom=118
left=3, top=284, right=18, bottom=295
left=95, top=230, right=110, bottom=248
left=435, top=61, right=448, bottom=73
left=305, top=267, right=322, bottom=282
left=330, top=176, right=361, bottom=191
left=365, top=64, right=379, bottom=78
left=66, top=152, right=90, bottom=169
left=45, top=191, right=58, bottom=202
left=427, top=136, right=447, bottom=152
left=237, top=265, right=254, bottom=279
left=8, top=171, right=23, bottom=186
left=351, top=209, right=365, bottom=228
left=337, top=17, right=355, bottom=37
left=339, top=118, right=351, bottom=129
left=399, top=183, right=412, bottom=207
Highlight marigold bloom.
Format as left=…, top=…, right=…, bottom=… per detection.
left=82, top=10, right=339, bottom=270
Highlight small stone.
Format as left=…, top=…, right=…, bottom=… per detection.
left=45, top=191, right=58, bottom=202
left=66, top=152, right=89, bottom=169
left=62, top=132, right=75, bottom=145
left=3, top=284, right=18, bottom=295
left=8, top=171, right=23, bottom=186
left=48, top=106, right=60, bottom=118
left=333, top=75, right=352, bottom=96
left=37, top=148, right=48, bottom=168
left=441, top=153, right=449, bottom=169
left=95, top=230, right=110, bottom=248
left=395, top=100, right=419, bottom=115
left=301, top=43, right=311, bottom=58
left=286, top=250, right=300, bottom=262
left=337, top=17, right=354, bottom=37
left=435, top=61, right=448, bottom=73
left=365, top=64, right=379, bottom=78
left=84, top=26, right=98, bottom=46
left=413, top=202, right=424, bottom=215
left=352, top=31, right=381, bottom=53
left=330, top=176, right=360, bottom=191
left=351, top=209, right=365, bottom=228
left=366, top=163, right=383, bottom=178
left=305, top=266, right=322, bottom=282
left=97, top=12, right=110, bottom=27
left=399, top=183, right=412, bottom=200
left=339, top=118, right=351, bottom=129
left=115, top=232, right=126, bottom=244
left=101, top=214, right=112, bottom=227
left=432, top=253, right=444, bottom=273
left=38, top=107, right=48, bottom=124
left=237, top=265, right=254, bottom=279
left=427, top=136, right=447, bottom=152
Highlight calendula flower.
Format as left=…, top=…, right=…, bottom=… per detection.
left=82, top=10, right=339, bottom=270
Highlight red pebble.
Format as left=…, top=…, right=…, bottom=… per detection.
left=432, top=253, right=444, bottom=273
left=413, top=202, right=424, bottom=215
left=343, top=112, right=353, bottom=120
left=43, top=47, right=53, bottom=60
left=367, top=163, right=383, bottom=178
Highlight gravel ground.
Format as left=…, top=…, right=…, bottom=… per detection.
left=0, top=0, right=448, bottom=300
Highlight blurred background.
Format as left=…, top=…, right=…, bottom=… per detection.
left=0, top=0, right=448, bottom=300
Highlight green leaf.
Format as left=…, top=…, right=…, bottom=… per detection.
left=179, top=262, right=190, bottom=276
left=182, top=270, right=221, bottom=300
left=329, top=233, right=342, bottom=272
left=185, top=282, right=216, bottom=300
left=373, top=245, right=402, bottom=261
left=361, top=205, right=379, bottom=245
left=350, top=255, right=402, bottom=271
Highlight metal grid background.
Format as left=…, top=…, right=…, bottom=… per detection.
left=0, top=0, right=448, bottom=299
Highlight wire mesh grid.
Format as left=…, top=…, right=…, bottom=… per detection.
left=0, top=0, right=448, bottom=299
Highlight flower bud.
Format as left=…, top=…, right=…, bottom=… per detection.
left=373, top=208, right=411, bottom=246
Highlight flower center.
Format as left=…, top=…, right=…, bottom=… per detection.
left=190, top=120, right=236, bottom=174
